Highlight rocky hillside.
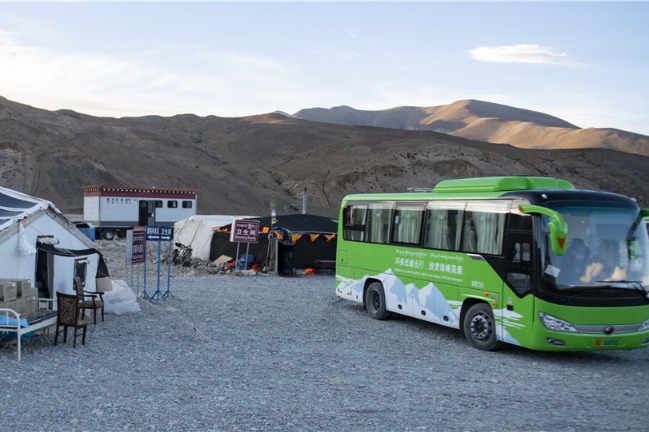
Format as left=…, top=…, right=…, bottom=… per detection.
left=1, top=95, right=649, bottom=217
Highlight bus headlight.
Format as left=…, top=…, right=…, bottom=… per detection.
left=639, top=319, right=649, bottom=332
left=539, top=312, right=577, bottom=333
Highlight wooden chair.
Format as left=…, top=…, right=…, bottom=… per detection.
left=74, top=277, right=105, bottom=324
left=54, top=292, right=91, bottom=347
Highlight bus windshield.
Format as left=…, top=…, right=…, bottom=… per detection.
left=544, top=204, right=649, bottom=292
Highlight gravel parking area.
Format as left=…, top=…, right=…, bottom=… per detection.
left=3, top=256, right=649, bottom=430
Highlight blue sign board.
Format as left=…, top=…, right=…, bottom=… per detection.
left=146, top=225, right=173, bottom=241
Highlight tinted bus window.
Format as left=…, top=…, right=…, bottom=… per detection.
left=367, top=202, right=393, bottom=244
left=392, top=203, right=424, bottom=245
left=424, top=201, right=465, bottom=251
left=343, top=204, right=367, bottom=241
left=462, top=201, right=509, bottom=254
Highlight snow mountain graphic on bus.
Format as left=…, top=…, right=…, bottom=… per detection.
left=336, top=268, right=525, bottom=346
left=337, top=269, right=461, bottom=325
left=335, top=176, right=649, bottom=352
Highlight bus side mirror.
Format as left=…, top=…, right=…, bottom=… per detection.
left=518, top=204, right=568, bottom=256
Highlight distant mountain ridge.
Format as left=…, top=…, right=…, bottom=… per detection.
left=1, top=95, right=649, bottom=217
left=294, top=99, right=649, bottom=156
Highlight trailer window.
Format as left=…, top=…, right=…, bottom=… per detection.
left=182, top=201, right=193, bottom=209
left=167, top=200, right=178, bottom=208
left=155, top=200, right=163, bottom=208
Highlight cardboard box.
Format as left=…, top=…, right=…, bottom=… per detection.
left=212, top=255, right=233, bottom=266
left=16, top=297, right=38, bottom=315
left=27, top=297, right=39, bottom=315
left=15, top=297, right=28, bottom=314
left=22, top=287, right=39, bottom=299
left=16, top=279, right=32, bottom=297
left=0, top=283, right=17, bottom=302
left=1, top=299, right=17, bottom=312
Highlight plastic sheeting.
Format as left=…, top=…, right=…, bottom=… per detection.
left=104, top=280, right=141, bottom=315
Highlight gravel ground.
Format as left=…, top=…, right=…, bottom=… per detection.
left=2, top=239, right=649, bottom=431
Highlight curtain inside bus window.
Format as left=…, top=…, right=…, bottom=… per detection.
left=464, top=201, right=510, bottom=254
left=392, top=204, right=424, bottom=245
left=474, top=212, right=505, bottom=254
left=462, top=213, right=478, bottom=251
left=425, top=201, right=465, bottom=251
left=367, top=202, right=393, bottom=244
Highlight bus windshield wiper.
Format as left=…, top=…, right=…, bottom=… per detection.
left=596, top=280, right=649, bottom=299
left=561, top=288, right=589, bottom=304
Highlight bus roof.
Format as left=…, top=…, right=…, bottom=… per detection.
left=343, top=176, right=576, bottom=202
left=432, top=176, right=574, bottom=194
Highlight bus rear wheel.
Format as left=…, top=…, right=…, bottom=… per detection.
left=463, top=303, right=502, bottom=351
left=365, top=282, right=392, bottom=320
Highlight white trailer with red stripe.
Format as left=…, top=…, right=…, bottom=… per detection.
left=82, top=186, right=198, bottom=240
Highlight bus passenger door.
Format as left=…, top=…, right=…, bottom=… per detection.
left=502, top=232, right=536, bottom=345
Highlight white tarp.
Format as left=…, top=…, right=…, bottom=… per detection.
left=173, top=215, right=257, bottom=261
left=104, top=280, right=140, bottom=314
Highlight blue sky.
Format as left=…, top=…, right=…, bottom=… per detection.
left=1, top=1, right=648, bottom=135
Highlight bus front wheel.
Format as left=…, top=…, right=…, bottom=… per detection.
left=365, top=282, right=392, bottom=320
left=463, top=303, right=502, bottom=351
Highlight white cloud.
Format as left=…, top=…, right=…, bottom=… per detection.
left=469, top=44, right=568, bottom=64
left=0, top=29, right=309, bottom=118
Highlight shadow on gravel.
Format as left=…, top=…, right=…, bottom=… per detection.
left=333, top=299, right=649, bottom=365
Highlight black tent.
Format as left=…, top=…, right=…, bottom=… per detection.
left=209, top=214, right=338, bottom=273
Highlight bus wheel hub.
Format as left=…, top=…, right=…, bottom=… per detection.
left=471, top=314, right=491, bottom=340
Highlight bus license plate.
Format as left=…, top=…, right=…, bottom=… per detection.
left=595, top=339, right=619, bottom=347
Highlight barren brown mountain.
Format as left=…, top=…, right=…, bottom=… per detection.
left=1, top=95, right=648, bottom=218
left=295, top=99, right=649, bottom=156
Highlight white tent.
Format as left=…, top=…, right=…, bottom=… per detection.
left=0, top=186, right=106, bottom=298
left=173, top=215, right=257, bottom=261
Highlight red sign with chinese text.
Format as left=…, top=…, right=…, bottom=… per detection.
left=230, top=220, right=260, bottom=243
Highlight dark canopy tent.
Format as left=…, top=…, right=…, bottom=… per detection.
left=209, top=214, right=338, bottom=272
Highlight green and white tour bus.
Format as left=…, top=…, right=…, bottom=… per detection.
left=335, top=176, right=649, bottom=351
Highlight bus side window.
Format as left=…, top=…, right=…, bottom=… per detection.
left=462, top=212, right=479, bottom=252
left=392, top=204, right=424, bottom=245
left=367, top=203, right=392, bottom=244
left=343, top=204, right=367, bottom=242
left=462, top=211, right=505, bottom=255
left=424, top=208, right=462, bottom=251
left=512, top=241, right=531, bottom=263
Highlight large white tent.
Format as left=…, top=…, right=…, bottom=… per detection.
left=173, top=215, right=257, bottom=261
left=0, top=186, right=106, bottom=297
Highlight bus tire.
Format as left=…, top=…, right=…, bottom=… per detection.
left=463, top=303, right=502, bottom=351
left=365, top=282, right=392, bottom=320
left=102, top=229, right=115, bottom=241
